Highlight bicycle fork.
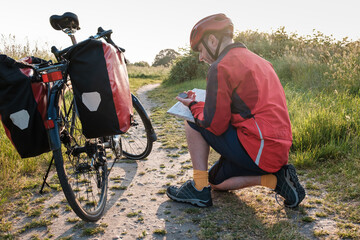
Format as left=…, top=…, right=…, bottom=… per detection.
left=39, top=81, right=63, bottom=194
left=46, top=82, right=63, bottom=151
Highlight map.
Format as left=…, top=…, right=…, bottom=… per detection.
left=166, top=88, right=206, bottom=123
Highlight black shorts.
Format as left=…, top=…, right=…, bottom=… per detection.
left=188, top=121, right=268, bottom=185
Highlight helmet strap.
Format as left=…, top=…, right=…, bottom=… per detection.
left=201, top=34, right=224, bottom=60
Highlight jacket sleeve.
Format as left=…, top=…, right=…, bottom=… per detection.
left=190, top=63, right=232, bottom=136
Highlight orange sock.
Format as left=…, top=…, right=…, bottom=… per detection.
left=193, top=169, right=208, bottom=191
left=260, top=174, right=277, bottom=190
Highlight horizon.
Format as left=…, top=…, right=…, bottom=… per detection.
left=1, top=0, right=360, bottom=64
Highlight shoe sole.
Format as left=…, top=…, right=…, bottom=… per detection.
left=166, top=191, right=213, bottom=208
left=285, top=165, right=306, bottom=208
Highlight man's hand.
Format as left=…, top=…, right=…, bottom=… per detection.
left=176, top=90, right=196, bottom=107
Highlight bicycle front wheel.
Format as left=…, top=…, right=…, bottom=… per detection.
left=121, top=94, right=154, bottom=159
left=54, top=86, right=108, bottom=222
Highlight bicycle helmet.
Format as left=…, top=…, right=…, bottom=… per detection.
left=190, top=13, right=233, bottom=52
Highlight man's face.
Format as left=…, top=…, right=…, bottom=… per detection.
left=198, top=35, right=217, bottom=64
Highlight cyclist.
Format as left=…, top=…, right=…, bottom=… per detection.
left=166, top=13, right=305, bottom=208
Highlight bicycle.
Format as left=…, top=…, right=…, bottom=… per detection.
left=33, top=12, right=157, bottom=222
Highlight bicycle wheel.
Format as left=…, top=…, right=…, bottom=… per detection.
left=53, top=85, right=108, bottom=222
left=121, top=94, right=154, bottom=159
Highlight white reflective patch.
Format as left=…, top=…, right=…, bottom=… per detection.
left=254, top=120, right=264, bottom=166
left=82, top=92, right=101, bottom=112
left=10, top=110, right=30, bottom=130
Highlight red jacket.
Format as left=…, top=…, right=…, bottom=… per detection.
left=190, top=43, right=292, bottom=173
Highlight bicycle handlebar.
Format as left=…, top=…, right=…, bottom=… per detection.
left=97, top=27, right=126, bottom=53
left=51, top=27, right=125, bottom=59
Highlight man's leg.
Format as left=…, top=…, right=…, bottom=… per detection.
left=210, top=174, right=276, bottom=190
left=210, top=164, right=305, bottom=209
left=185, top=121, right=209, bottom=171
left=166, top=121, right=213, bottom=207
left=210, top=176, right=261, bottom=190
left=185, top=121, right=211, bottom=191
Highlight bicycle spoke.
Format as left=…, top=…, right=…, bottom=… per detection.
left=121, top=95, right=153, bottom=159
left=54, top=85, right=108, bottom=222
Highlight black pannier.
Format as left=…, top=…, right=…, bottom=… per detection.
left=0, top=55, right=50, bottom=158
left=64, top=39, right=132, bottom=138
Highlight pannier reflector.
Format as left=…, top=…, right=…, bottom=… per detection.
left=44, top=119, right=55, bottom=129
left=42, top=71, right=62, bottom=83
left=82, top=92, right=101, bottom=112
left=10, top=110, right=30, bottom=130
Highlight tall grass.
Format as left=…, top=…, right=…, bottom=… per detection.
left=127, top=65, right=169, bottom=80
left=0, top=34, right=53, bottom=60
left=286, top=88, right=360, bottom=166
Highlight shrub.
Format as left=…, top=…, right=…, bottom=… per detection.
left=165, top=49, right=208, bottom=85
left=132, top=61, right=150, bottom=67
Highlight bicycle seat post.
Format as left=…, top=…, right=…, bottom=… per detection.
left=64, top=28, right=77, bottom=45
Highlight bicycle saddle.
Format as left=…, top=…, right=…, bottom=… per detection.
left=50, top=12, right=80, bottom=31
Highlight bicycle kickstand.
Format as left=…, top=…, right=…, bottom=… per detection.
left=39, top=155, right=54, bottom=194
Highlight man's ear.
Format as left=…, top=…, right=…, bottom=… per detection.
left=207, top=34, right=218, bottom=48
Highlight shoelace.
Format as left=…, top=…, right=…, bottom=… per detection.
left=175, top=180, right=191, bottom=196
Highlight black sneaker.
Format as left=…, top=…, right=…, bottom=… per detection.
left=274, top=164, right=306, bottom=208
left=166, top=180, right=213, bottom=207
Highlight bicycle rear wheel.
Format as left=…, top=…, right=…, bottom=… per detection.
left=54, top=86, right=108, bottom=222
left=121, top=94, right=154, bottom=159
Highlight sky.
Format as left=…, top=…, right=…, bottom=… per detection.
left=1, top=0, right=360, bottom=64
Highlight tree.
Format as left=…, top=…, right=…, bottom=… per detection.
left=152, top=49, right=180, bottom=67
left=133, top=61, right=150, bottom=67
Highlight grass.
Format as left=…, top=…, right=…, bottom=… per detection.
left=126, top=65, right=169, bottom=92
left=153, top=229, right=167, bottom=235
left=66, top=217, right=80, bottom=223
left=110, top=185, right=127, bottom=190
left=26, top=206, right=44, bottom=217
left=22, top=218, right=52, bottom=232
left=81, top=223, right=108, bottom=236
left=126, top=210, right=141, bottom=218
left=0, top=219, right=12, bottom=232
left=157, top=189, right=166, bottom=194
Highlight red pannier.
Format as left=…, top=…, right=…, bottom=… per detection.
left=0, top=55, right=50, bottom=158
left=64, top=39, right=132, bottom=138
